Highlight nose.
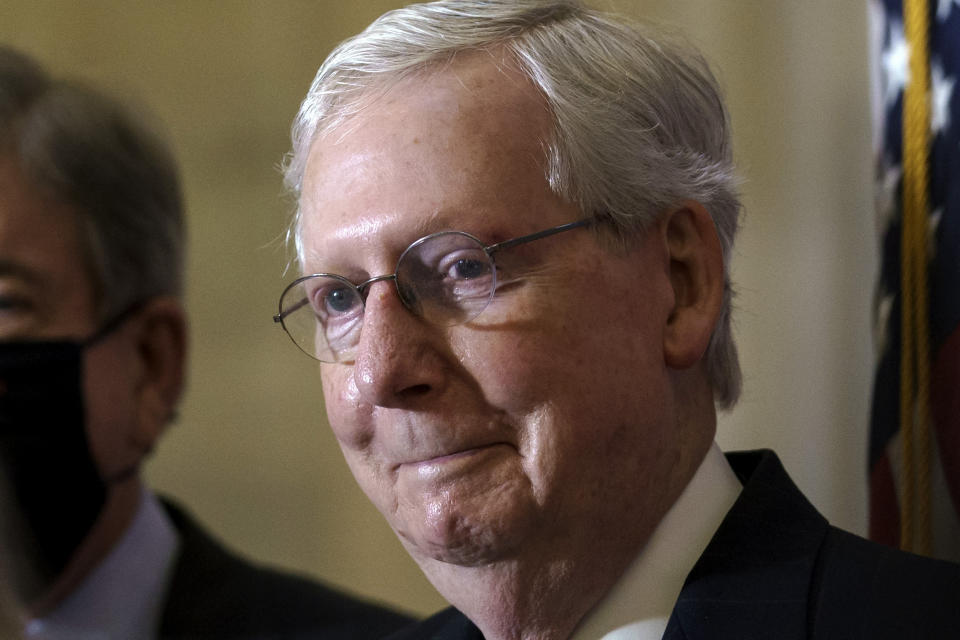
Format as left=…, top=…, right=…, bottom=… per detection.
left=351, top=279, right=447, bottom=408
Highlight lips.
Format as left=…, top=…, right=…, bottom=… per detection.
left=383, top=412, right=515, bottom=471
left=412, top=441, right=505, bottom=466
left=400, top=442, right=512, bottom=482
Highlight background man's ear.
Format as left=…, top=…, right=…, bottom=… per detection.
left=661, top=201, right=724, bottom=370
left=130, top=296, right=188, bottom=452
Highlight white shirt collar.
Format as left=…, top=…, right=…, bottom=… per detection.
left=570, top=443, right=742, bottom=640
left=25, top=489, right=180, bottom=640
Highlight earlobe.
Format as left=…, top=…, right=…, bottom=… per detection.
left=662, top=201, right=724, bottom=370
left=131, top=296, right=188, bottom=451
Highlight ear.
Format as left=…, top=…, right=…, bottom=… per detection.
left=661, top=201, right=724, bottom=370
left=130, top=296, right=188, bottom=452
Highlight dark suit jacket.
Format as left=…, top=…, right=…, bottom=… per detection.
left=158, top=500, right=414, bottom=639
left=385, top=450, right=960, bottom=639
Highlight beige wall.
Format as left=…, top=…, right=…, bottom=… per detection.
left=1, top=1, right=876, bottom=617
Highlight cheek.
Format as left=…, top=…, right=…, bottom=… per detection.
left=319, top=369, right=394, bottom=506
left=460, top=291, right=670, bottom=471
left=459, top=309, right=659, bottom=414
left=465, top=259, right=665, bottom=398
left=320, top=366, right=382, bottom=463
left=457, top=332, right=550, bottom=414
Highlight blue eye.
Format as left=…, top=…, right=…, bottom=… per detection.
left=303, top=279, right=362, bottom=320
left=450, top=258, right=489, bottom=280
left=324, top=287, right=359, bottom=314
left=436, top=247, right=491, bottom=282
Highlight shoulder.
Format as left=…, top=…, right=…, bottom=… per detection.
left=158, top=498, right=414, bottom=639
left=810, top=526, right=960, bottom=638
left=714, top=450, right=960, bottom=638
left=384, top=607, right=483, bottom=640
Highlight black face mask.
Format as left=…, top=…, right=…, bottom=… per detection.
left=0, top=309, right=138, bottom=599
left=0, top=340, right=106, bottom=598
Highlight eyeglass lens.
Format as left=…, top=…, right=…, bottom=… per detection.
left=278, top=231, right=496, bottom=362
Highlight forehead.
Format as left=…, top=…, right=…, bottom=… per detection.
left=298, top=54, right=565, bottom=267
left=0, top=155, right=96, bottom=337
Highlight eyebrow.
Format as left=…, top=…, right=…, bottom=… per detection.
left=398, top=210, right=510, bottom=248
left=305, top=209, right=473, bottom=268
left=407, top=209, right=452, bottom=238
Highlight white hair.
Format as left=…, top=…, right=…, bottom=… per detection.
left=284, top=0, right=742, bottom=408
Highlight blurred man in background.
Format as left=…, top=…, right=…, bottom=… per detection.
left=0, top=581, right=23, bottom=640
left=0, top=46, right=411, bottom=639
left=1, top=473, right=26, bottom=639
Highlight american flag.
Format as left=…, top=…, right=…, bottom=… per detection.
left=870, top=0, right=960, bottom=561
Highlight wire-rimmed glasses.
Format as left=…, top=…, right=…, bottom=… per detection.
left=274, top=218, right=593, bottom=362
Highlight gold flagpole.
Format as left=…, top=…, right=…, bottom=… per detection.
left=901, top=0, right=932, bottom=555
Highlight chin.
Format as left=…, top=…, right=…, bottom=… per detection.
left=394, top=499, right=534, bottom=568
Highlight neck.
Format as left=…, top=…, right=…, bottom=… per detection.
left=28, top=477, right=143, bottom=616
left=425, top=550, right=628, bottom=640
left=419, top=445, right=711, bottom=640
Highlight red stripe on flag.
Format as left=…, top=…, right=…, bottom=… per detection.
left=932, top=326, right=960, bottom=515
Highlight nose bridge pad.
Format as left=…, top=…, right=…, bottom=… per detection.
left=352, top=276, right=435, bottom=405
left=395, top=278, right=423, bottom=317
left=361, top=274, right=421, bottom=318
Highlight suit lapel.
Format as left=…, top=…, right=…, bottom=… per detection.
left=664, top=450, right=828, bottom=640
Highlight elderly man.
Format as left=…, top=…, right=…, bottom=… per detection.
left=274, top=1, right=960, bottom=638
left=0, top=47, right=411, bottom=639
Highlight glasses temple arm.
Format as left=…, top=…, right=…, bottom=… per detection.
left=484, top=218, right=594, bottom=254
left=274, top=296, right=310, bottom=323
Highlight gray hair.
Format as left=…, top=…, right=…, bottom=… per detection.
left=0, top=47, right=184, bottom=323
left=284, top=0, right=741, bottom=408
